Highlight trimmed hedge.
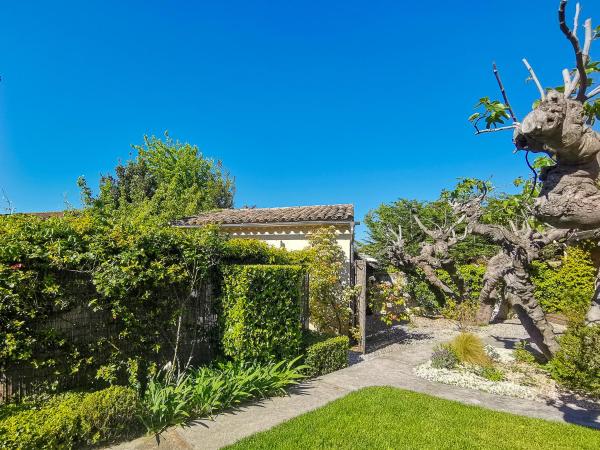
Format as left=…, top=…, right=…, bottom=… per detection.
left=221, top=265, right=305, bottom=363
left=0, top=385, right=141, bottom=449
left=304, top=334, right=349, bottom=377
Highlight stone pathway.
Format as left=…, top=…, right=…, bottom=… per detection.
left=111, top=319, right=600, bottom=450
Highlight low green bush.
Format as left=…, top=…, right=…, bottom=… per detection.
left=78, top=385, right=142, bottom=444
left=0, top=393, right=83, bottom=449
left=0, top=386, right=140, bottom=449
left=513, top=340, right=537, bottom=365
left=550, top=324, right=600, bottom=398
left=304, top=335, right=349, bottom=377
left=431, top=343, right=459, bottom=369
left=221, top=265, right=305, bottom=363
left=140, top=358, right=306, bottom=433
left=479, top=366, right=505, bottom=382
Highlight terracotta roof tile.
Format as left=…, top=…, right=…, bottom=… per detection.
left=173, top=204, right=354, bottom=226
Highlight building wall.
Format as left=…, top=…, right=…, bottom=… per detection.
left=222, top=223, right=353, bottom=281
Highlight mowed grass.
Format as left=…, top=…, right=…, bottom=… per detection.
left=227, top=387, right=600, bottom=450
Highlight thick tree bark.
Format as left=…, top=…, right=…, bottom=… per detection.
left=504, top=266, right=560, bottom=360
left=490, top=293, right=510, bottom=323
left=476, top=253, right=510, bottom=325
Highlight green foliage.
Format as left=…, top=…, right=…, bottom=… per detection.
left=449, top=333, right=492, bottom=367
left=362, top=197, right=496, bottom=267
left=469, top=97, right=510, bottom=131
left=78, top=134, right=234, bottom=223
left=531, top=246, right=597, bottom=315
left=479, top=366, right=505, bottom=382
left=303, top=334, right=349, bottom=377
left=0, top=386, right=140, bottom=449
left=223, top=238, right=297, bottom=265
left=368, top=276, right=408, bottom=325
left=513, top=341, right=537, bottom=365
left=0, top=212, right=229, bottom=398
left=431, top=343, right=459, bottom=369
left=221, top=265, right=305, bottom=363
left=78, top=386, right=142, bottom=444
left=550, top=324, right=600, bottom=398
left=305, top=227, right=353, bottom=335
left=141, top=359, right=306, bottom=433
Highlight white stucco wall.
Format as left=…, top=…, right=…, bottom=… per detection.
left=221, top=223, right=354, bottom=281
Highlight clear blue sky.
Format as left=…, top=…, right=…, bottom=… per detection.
left=1, top=0, right=598, bottom=239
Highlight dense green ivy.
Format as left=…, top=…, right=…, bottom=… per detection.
left=0, top=214, right=299, bottom=399
left=221, top=265, right=305, bottom=363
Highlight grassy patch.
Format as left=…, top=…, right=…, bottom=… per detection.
left=227, top=387, right=600, bottom=450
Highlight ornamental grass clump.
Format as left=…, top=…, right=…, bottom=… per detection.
left=449, top=332, right=492, bottom=367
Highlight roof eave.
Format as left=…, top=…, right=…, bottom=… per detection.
left=173, top=219, right=355, bottom=228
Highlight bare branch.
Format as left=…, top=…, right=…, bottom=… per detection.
left=587, top=84, right=600, bottom=99
left=474, top=125, right=517, bottom=135
left=413, top=215, right=436, bottom=239
left=522, top=58, right=546, bottom=100
left=493, top=62, right=518, bottom=122
left=573, top=2, right=581, bottom=36
left=559, top=1, right=592, bottom=101
left=562, top=68, right=573, bottom=93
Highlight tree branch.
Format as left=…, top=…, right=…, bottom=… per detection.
left=587, top=84, right=600, bottom=99
left=413, top=215, right=436, bottom=239
left=522, top=58, right=546, bottom=100
left=559, top=0, right=592, bottom=101
left=474, top=125, right=517, bottom=135
left=562, top=68, right=573, bottom=93
left=493, top=62, right=518, bottom=122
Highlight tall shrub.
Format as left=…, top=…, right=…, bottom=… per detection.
left=305, top=227, right=353, bottom=335
left=221, top=265, right=305, bottom=362
left=531, top=246, right=597, bottom=315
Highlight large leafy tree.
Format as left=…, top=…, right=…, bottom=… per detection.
left=78, top=135, right=234, bottom=223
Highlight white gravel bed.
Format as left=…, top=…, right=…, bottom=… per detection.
left=414, top=361, right=537, bottom=400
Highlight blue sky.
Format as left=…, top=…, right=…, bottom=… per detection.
left=1, top=0, right=598, bottom=239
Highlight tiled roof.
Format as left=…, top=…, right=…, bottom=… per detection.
left=173, top=204, right=354, bottom=226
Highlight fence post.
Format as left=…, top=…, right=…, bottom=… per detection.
left=355, top=260, right=367, bottom=354
left=302, top=272, right=310, bottom=330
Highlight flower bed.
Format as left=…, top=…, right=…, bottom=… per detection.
left=414, top=361, right=536, bottom=399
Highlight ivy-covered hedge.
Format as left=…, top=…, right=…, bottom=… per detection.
left=303, top=333, right=349, bottom=377
left=221, top=265, right=305, bottom=362
left=0, top=214, right=304, bottom=401
left=0, top=385, right=141, bottom=449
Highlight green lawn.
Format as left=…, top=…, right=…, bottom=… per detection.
left=227, top=387, right=600, bottom=450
